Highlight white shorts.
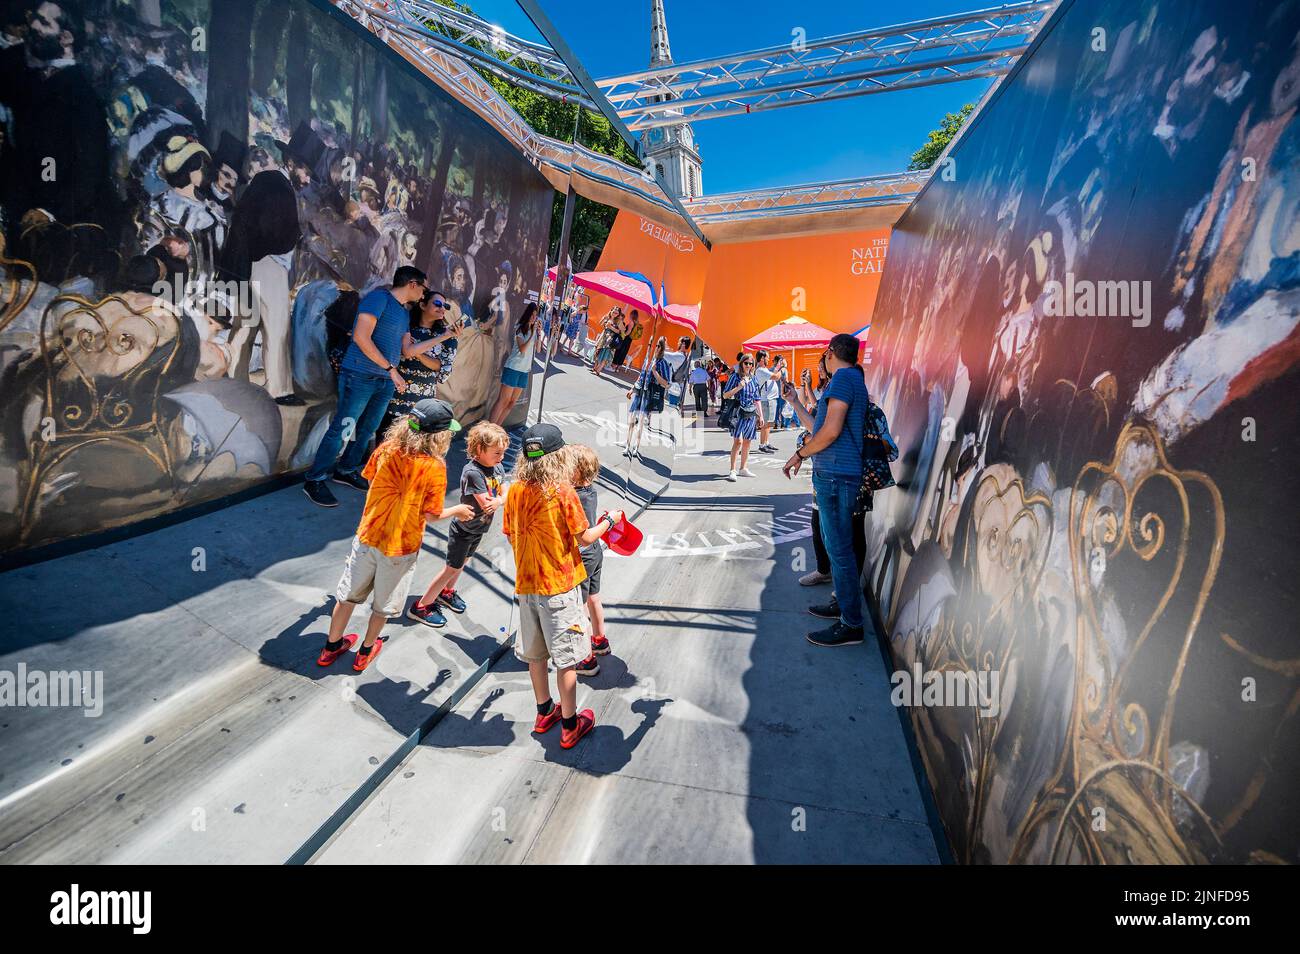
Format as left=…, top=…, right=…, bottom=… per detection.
left=336, top=537, right=419, bottom=617
left=514, top=585, right=592, bottom=669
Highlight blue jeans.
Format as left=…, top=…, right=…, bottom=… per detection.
left=812, top=471, right=865, bottom=629
left=774, top=396, right=787, bottom=426
left=307, top=369, right=395, bottom=482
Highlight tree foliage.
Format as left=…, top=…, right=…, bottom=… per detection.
left=908, top=102, right=976, bottom=171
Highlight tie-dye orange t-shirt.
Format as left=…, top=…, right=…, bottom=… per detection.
left=502, top=481, right=589, bottom=595
left=356, top=441, right=447, bottom=556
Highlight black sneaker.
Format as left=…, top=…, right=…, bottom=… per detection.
left=807, top=621, right=865, bottom=647
left=576, top=655, right=600, bottom=678
left=333, top=470, right=369, bottom=492
left=407, top=601, right=448, bottom=628
left=274, top=394, right=306, bottom=407
left=304, top=479, right=338, bottom=507
left=436, top=590, right=467, bottom=614
left=808, top=598, right=840, bottom=620
left=758, top=444, right=777, bottom=454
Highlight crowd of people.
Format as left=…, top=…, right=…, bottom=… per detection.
left=697, top=334, right=885, bottom=647
left=307, top=261, right=886, bottom=729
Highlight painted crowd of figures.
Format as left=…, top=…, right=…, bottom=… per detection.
left=0, top=0, right=552, bottom=550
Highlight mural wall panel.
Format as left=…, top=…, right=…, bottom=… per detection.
left=0, top=0, right=554, bottom=556
left=868, top=0, right=1300, bottom=863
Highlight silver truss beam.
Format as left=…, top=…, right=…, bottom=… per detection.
left=598, top=0, right=1056, bottom=129
left=330, top=2, right=1026, bottom=230
left=686, top=170, right=930, bottom=223
left=353, top=0, right=594, bottom=105
left=400, top=0, right=574, bottom=81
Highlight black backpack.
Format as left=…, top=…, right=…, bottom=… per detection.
left=853, top=400, right=898, bottom=515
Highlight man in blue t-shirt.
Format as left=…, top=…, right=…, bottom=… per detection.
left=305, top=265, right=428, bottom=508
left=781, top=333, right=869, bottom=645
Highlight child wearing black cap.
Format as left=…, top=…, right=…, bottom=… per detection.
left=503, top=423, right=623, bottom=749
left=317, top=399, right=475, bottom=672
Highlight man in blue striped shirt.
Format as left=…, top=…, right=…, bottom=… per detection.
left=305, top=266, right=428, bottom=508
left=781, top=333, right=869, bottom=646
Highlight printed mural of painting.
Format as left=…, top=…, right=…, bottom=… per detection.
left=866, top=0, right=1300, bottom=863
left=0, top=0, right=553, bottom=555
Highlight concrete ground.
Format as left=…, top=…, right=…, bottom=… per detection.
left=0, top=349, right=939, bottom=864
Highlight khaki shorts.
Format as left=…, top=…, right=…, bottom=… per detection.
left=336, top=537, right=419, bottom=618
left=514, top=585, right=591, bottom=669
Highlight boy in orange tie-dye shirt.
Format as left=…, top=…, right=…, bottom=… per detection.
left=317, top=399, right=474, bottom=673
left=504, top=424, right=622, bottom=749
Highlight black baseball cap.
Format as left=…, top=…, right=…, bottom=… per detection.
left=408, top=398, right=460, bottom=434
left=521, top=422, right=564, bottom=459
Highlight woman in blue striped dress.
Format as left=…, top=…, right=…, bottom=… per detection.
left=624, top=336, right=672, bottom=458
left=722, top=354, right=764, bottom=481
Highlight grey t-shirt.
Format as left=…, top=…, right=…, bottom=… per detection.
left=457, top=459, right=505, bottom=533
left=576, top=483, right=601, bottom=556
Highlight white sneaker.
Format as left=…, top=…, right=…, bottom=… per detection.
left=727, top=469, right=738, bottom=481
left=739, top=467, right=756, bottom=477
left=799, top=570, right=832, bottom=586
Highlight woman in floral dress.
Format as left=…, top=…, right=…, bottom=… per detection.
left=381, top=289, right=461, bottom=435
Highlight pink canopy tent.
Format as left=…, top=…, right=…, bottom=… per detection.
left=742, top=317, right=836, bottom=351
left=663, top=302, right=700, bottom=334
left=571, top=270, right=659, bottom=314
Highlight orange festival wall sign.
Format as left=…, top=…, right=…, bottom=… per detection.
left=699, top=227, right=890, bottom=376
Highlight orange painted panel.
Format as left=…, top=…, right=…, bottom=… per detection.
left=699, top=227, right=891, bottom=377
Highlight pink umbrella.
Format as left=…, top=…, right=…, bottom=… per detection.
left=571, top=270, right=661, bottom=313
left=663, top=301, right=700, bottom=334
left=742, top=317, right=836, bottom=351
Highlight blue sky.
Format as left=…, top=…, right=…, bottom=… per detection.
left=472, top=0, right=998, bottom=193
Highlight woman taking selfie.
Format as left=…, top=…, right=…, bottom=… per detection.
left=489, top=301, right=540, bottom=425
left=381, top=289, right=462, bottom=435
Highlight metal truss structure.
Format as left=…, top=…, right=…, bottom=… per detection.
left=600, top=1, right=1057, bottom=130
left=685, top=171, right=930, bottom=224
left=333, top=0, right=1056, bottom=230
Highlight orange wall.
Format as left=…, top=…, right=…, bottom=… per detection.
left=588, top=212, right=711, bottom=363
left=587, top=214, right=891, bottom=377
left=699, top=227, right=890, bottom=376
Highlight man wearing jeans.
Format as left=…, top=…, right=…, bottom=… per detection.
left=781, top=333, right=868, bottom=646
left=304, top=265, right=427, bottom=508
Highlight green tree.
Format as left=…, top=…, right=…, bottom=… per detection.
left=908, top=102, right=976, bottom=170
left=427, top=0, right=634, bottom=258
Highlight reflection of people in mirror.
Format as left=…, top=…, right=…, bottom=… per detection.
left=613, top=309, right=640, bottom=369
left=489, top=301, right=539, bottom=425
left=624, top=336, right=671, bottom=458
left=591, top=306, right=622, bottom=376
left=723, top=353, right=764, bottom=481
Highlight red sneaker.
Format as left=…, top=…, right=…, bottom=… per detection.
left=591, top=635, right=611, bottom=656
left=533, top=702, right=563, bottom=734
left=317, top=633, right=359, bottom=667
left=352, top=637, right=384, bottom=672
left=560, top=708, right=596, bottom=749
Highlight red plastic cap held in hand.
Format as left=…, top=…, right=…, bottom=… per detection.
left=600, top=511, right=643, bottom=556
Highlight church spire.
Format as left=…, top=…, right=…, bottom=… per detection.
left=650, top=0, right=672, bottom=67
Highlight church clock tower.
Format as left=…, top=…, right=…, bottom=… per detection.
left=640, top=0, right=703, bottom=200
